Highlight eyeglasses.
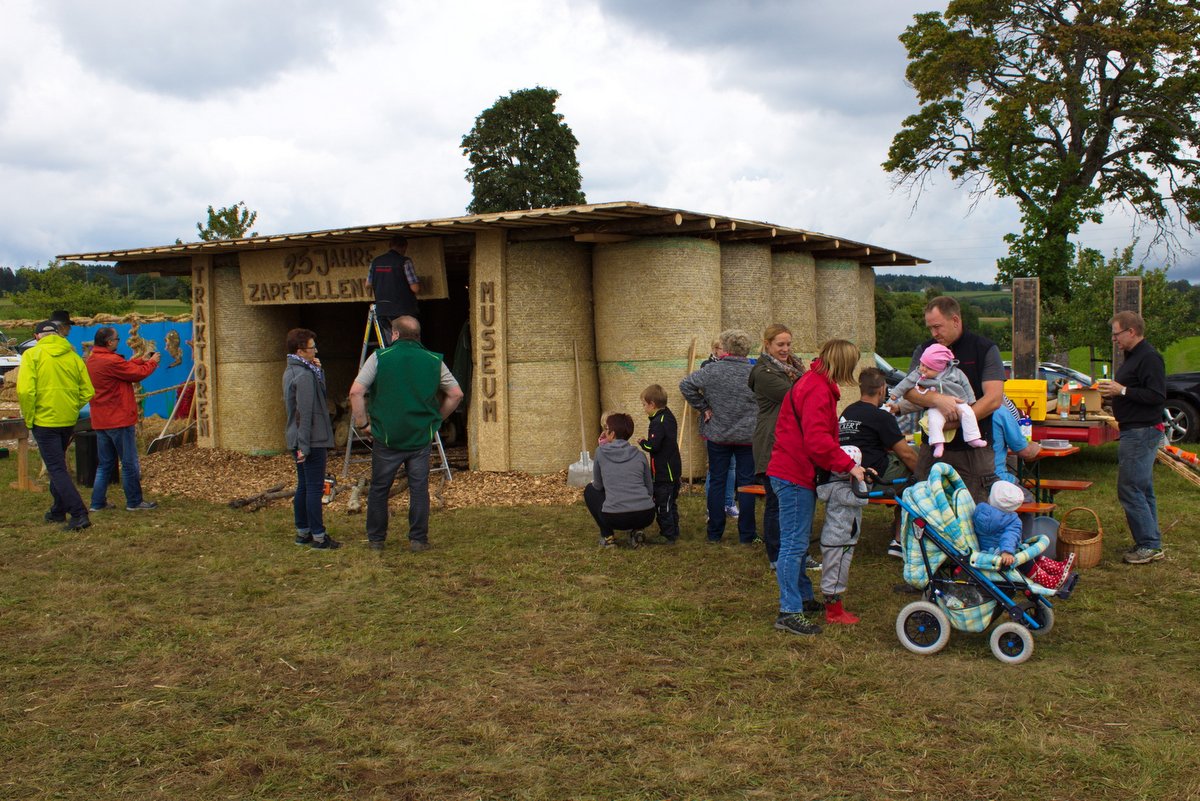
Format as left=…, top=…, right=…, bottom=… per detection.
left=1111, top=328, right=1132, bottom=338
left=302, top=345, right=318, bottom=352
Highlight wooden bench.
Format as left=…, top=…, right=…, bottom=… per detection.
left=1022, top=478, right=1093, bottom=504
left=737, top=484, right=767, bottom=496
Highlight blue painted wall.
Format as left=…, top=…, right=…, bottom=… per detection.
left=66, top=321, right=194, bottom=420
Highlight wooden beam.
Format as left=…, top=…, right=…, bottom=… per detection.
left=718, top=227, right=777, bottom=241
left=508, top=213, right=719, bottom=242
left=829, top=247, right=871, bottom=259
left=1113, top=276, right=1142, bottom=374
left=574, top=233, right=634, bottom=243
left=772, top=234, right=809, bottom=245
left=785, top=238, right=841, bottom=251
left=1012, top=278, right=1040, bottom=380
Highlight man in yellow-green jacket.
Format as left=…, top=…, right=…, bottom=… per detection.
left=17, top=319, right=95, bottom=530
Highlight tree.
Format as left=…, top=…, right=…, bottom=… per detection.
left=1049, top=243, right=1197, bottom=352
left=196, top=201, right=258, bottom=241
left=884, top=1, right=1200, bottom=313
left=8, top=261, right=133, bottom=317
left=461, top=87, right=586, bottom=214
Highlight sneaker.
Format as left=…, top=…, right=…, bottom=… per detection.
left=1123, top=547, right=1164, bottom=565
left=887, top=539, right=904, bottom=559
left=44, top=510, right=66, bottom=523
left=774, top=612, right=822, bottom=636
left=409, top=540, right=431, bottom=553
left=310, top=536, right=342, bottom=550
left=806, top=559, right=822, bottom=572
left=89, top=503, right=108, bottom=513
left=599, top=535, right=616, bottom=549
left=740, top=537, right=764, bottom=547
left=366, top=540, right=385, bottom=552
left=802, top=598, right=825, bottom=614
left=126, top=501, right=158, bottom=511
left=63, top=515, right=92, bottom=531
left=294, top=532, right=314, bottom=546
left=725, top=505, right=740, bottom=518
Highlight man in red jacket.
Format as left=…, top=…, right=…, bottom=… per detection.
left=85, top=327, right=160, bottom=512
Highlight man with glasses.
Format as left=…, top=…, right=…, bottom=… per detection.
left=86, top=326, right=161, bottom=512
left=1099, top=311, right=1167, bottom=564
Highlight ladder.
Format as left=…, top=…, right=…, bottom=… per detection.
left=339, top=304, right=453, bottom=491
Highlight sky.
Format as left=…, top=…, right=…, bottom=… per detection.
left=1, top=0, right=1197, bottom=284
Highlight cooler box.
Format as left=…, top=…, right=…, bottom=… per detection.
left=1005, top=379, right=1048, bottom=421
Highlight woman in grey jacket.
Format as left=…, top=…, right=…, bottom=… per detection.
left=283, top=328, right=339, bottom=549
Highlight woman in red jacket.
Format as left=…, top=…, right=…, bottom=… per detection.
left=767, top=339, right=866, bottom=636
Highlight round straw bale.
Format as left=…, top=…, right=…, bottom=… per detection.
left=599, top=361, right=708, bottom=479
left=836, top=352, right=877, bottom=412
left=770, top=251, right=817, bottom=354
left=505, top=240, right=597, bottom=473
left=858, top=266, right=877, bottom=353
left=814, top=259, right=862, bottom=345
left=593, top=238, right=720, bottom=479
left=721, top=243, right=772, bottom=335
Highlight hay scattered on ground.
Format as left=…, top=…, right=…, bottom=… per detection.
left=141, top=445, right=584, bottom=510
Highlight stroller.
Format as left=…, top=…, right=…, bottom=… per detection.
left=858, top=463, right=1078, bottom=664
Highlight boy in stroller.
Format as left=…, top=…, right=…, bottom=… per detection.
left=974, top=480, right=1074, bottom=589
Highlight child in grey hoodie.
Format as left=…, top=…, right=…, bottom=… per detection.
left=816, top=446, right=870, bottom=625
left=582, top=412, right=656, bottom=548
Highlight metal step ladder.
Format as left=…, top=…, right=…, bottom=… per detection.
left=340, top=304, right=453, bottom=492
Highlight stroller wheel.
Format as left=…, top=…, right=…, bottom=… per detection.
left=1018, top=602, right=1054, bottom=637
left=896, top=601, right=951, bottom=656
left=990, top=622, right=1035, bottom=664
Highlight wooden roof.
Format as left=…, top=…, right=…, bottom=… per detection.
left=59, top=200, right=928, bottom=270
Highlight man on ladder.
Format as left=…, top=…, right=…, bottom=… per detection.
left=349, top=314, right=463, bottom=552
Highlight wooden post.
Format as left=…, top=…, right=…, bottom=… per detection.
left=1011, top=278, right=1040, bottom=380
left=1113, top=276, right=1142, bottom=375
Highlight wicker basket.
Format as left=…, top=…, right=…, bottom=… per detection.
left=1056, top=506, right=1103, bottom=569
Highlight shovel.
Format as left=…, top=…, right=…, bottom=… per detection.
left=566, top=340, right=594, bottom=487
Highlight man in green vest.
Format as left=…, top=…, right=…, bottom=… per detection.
left=350, top=316, right=463, bottom=552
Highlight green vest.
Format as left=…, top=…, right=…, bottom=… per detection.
left=368, top=340, right=445, bottom=452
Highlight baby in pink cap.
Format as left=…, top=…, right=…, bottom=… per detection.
left=888, top=344, right=988, bottom=458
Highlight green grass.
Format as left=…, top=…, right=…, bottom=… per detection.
left=2, top=443, right=1199, bottom=799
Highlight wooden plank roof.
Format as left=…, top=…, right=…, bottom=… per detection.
left=59, top=200, right=928, bottom=268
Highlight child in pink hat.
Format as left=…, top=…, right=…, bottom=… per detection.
left=888, top=344, right=988, bottom=458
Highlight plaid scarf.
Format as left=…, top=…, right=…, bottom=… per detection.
left=762, top=351, right=805, bottom=383
left=287, top=353, right=325, bottom=385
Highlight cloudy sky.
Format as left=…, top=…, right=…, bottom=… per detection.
left=1, top=0, right=1196, bottom=283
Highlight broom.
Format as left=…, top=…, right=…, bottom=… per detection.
left=566, top=340, right=594, bottom=487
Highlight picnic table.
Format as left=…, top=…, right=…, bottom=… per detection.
left=0, top=416, right=38, bottom=492
left=1032, top=418, right=1120, bottom=447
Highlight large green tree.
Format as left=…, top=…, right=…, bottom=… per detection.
left=461, top=87, right=586, bottom=214
left=884, top=1, right=1200, bottom=313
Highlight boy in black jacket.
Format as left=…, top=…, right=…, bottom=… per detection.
left=638, top=384, right=682, bottom=543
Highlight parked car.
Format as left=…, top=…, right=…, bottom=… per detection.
left=873, top=353, right=907, bottom=391
left=1165, top=372, right=1200, bottom=443
left=1003, top=361, right=1094, bottom=397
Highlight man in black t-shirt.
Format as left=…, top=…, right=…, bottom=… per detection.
left=839, top=368, right=917, bottom=554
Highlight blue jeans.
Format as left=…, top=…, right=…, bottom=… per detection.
left=91, top=425, right=143, bottom=509
left=293, top=447, right=328, bottom=538
left=32, top=425, right=86, bottom=519
left=1117, top=426, right=1162, bottom=549
left=706, top=443, right=756, bottom=542
left=366, top=443, right=430, bottom=544
left=705, top=463, right=737, bottom=507
left=771, top=476, right=816, bottom=613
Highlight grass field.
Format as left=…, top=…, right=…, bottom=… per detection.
left=2, top=442, right=1198, bottom=800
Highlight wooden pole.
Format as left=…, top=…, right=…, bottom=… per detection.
left=680, top=337, right=698, bottom=487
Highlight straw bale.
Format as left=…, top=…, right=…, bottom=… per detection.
left=503, top=240, right=598, bottom=473
left=814, top=258, right=862, bottom=346
left=770, top=251, right=817, bottom=354
left=836, top=352, right=877, bottom=413
left=211, top=263, right=291, bottom=452
left=720, top=243, right=772, bottom=337
left=858, top=266, right=877, bottom=353
left=506, top=241, right=594, bottom=362
left=593, top=238, right=719, bottom=480
left=508, top=360, right=600, bottom=474
left=215, top=361, right=287, bottom=454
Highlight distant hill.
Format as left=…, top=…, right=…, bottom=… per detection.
left=874, top=273, right=1003, bottom=293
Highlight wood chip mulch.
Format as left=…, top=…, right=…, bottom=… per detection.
left=140, top=445, right=585, bottom=511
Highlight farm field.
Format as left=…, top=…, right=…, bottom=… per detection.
left=1, top=442, right=1198, bottom=800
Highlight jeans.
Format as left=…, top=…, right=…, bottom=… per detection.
left=366, top=443, right=430, bottom=544
left=583, top=484, right=656, bottom=538
left=1117, top=426, right=1163, bottom=549
left=32, top=425, right=86, bottom=519
left=91, top=425, right=142, bottom=509
left=652, top=481, right=680, bottom=541
left=761, top=476, right=780, bottom=563
left=292, top=447, right=328, bottom=538
left=771, top=476, right=816, bottom=613
left=705, top=463, right=737, bottom=507
left=706, top=443, right=756, bottom=542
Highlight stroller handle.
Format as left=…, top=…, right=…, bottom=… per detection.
left=849, top=472, right=915, bottom=500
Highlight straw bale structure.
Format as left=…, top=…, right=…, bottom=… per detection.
left=594, top=238, right=720, bottom=478
left=769, top=252, right=818, bottom=355
left=814, top=259, right=862, bottom=345
left=506, top=241, right=599, bottom=474
left=857, top=266, right=877, bottom=353
left=720, top=243, right=772, bottom=339
left=213, top=266, right=290, bottom=454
